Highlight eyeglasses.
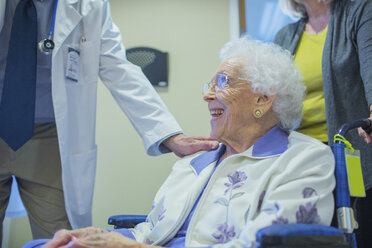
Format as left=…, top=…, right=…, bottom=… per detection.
left=202, top=73, right=249, bottom=94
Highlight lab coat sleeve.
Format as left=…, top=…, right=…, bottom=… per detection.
left=97, top=1, right=183, bottom=156
left=211, top=144, right=336, bottom=248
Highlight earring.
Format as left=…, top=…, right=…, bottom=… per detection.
left=253, top=109, right=263, bottom=118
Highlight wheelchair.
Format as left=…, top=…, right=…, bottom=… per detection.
left=109, top=119, right=372, bottom=248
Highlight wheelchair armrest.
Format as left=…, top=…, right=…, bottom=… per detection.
left=256, top=224, right=350, bottom=248
left=108, top=215, right=147, bottom=229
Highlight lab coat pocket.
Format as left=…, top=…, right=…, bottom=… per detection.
left=64, top=146, right=98, bottom=220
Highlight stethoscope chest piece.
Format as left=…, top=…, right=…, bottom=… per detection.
left=38, top=0, right=58, bottom=55
left=38, top=38, right=55, bottom=55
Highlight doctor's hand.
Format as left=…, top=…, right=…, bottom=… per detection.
left=55, top=231, right=152, bottom=248
left=43, top=227, right=108, bottom=248
left=163, top=134, right=219, bottom=157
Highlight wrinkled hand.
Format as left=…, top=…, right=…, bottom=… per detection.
left=163, top=134, right=219, bottom=157
left=56, top=232, right=146, bottom=248
left=43, top=227, right=107, bottom=248
left=358, top=120, right=372, bottom=144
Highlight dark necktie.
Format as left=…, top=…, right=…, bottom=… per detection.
left=0, top=0, right=37, bottom=151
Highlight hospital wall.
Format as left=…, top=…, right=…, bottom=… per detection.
left=5, top=0, right=232, bottom=247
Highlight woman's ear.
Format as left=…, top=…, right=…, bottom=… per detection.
left=256, top=94, right=275, bottom=113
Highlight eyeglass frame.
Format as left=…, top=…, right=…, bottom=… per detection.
left=202, top=73, right=250, bottom=94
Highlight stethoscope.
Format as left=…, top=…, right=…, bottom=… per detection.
left=38, top=0, right=58, bottom=55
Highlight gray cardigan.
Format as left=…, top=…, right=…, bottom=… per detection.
left=275, top=0, right=372, bottom=190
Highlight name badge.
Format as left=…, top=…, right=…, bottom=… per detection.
left=65, top=48, right=80, bottom=82
left=345, top=148, right=366, bottom=197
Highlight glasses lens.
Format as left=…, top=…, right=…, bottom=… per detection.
left=216, top=74, right=228, bottom=91
left=202, top=83, right=209, bottom=94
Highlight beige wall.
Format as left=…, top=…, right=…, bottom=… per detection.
left=4, top=0, right=231, bottom=247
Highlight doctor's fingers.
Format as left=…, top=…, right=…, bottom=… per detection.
left=178, top=135, right=220, bottom=155
left=163, top=134, right=219, bottom=157
left=186, top=135, right=219, bottom=141
left=188, top=135, right=220, bottom=148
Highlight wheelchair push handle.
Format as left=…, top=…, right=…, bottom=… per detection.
left=336, top=119, right=372, bottom=138
left=362, top=119, right=372, bottom=134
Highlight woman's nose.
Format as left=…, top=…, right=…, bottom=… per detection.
left=203, top=88, right=216, bottom=102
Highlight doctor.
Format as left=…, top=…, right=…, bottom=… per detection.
left=0, top=0, right=218, bottom=243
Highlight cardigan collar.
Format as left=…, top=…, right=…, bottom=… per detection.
left=190, top=126, right=288, bottom=175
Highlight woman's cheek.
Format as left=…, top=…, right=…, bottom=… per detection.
left=217, top=88, right=240, bottom=104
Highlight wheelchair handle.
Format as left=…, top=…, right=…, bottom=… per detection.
left=336, top=119, right=372, bottom=138
left=363, top=119, right=372, bottom=134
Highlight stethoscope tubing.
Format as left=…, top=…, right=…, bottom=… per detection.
left=48, top=0, right=58, bottom=39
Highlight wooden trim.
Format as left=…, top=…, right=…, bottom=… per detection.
left=239, top=0, right=246, bottom=33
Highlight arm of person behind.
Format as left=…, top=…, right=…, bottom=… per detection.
left=355, top=1, right=372, bottom=143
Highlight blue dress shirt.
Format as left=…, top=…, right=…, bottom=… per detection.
left=0, top=0, right=55, bottom=123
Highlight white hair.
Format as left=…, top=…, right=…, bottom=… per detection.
left=219, top=38, right=306, bottom=131
left=279, top=0, right=334, bottom=18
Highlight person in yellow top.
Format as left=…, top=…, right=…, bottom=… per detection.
left=275, top=0, right=372, bottom=247
left=294, top=26, right=328, bottom=142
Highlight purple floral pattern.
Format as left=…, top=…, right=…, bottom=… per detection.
left=212, top=170, right=247, bottom=243
left=262, top=202, right=280, bottom=215
left=212, top=222, right=236, bottom=243
left=224, top=171, right=248, bottom=195
left=296, top=202, right=320, bottom=224
left=272, top=216, right=289, bottom=225
left=296, top=187, right=321, bottom=224
left=302, top=187, right=317, bottom=198
left=268, top=187, right=321, bottom=225
left=145, top=238, right=154, bottom=245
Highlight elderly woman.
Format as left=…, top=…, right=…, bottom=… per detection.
left=275, top=1, right=372, bottom=247
left=26, top=38, right=335, bottom=248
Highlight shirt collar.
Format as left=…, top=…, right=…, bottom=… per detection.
left=251, top=125, right=288, bottom=157
left=190, top=126, right=288, bottom=175
left=190, top=144, right=225, bottom=175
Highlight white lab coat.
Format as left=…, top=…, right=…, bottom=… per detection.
left=0, top=0, right=182, bottom=229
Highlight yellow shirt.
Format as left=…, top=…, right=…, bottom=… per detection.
left=294, top=26, right=328, bottom=142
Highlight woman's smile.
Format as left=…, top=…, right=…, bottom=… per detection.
left=209, top=108, right=225, bottom=119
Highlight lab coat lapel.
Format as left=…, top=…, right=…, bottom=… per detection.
left=0, top=0, right=5, bottom=32
left=53, top=0, right=82, bottom=54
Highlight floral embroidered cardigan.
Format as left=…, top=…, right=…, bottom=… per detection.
left=129, top=126, right=335, bottom=247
